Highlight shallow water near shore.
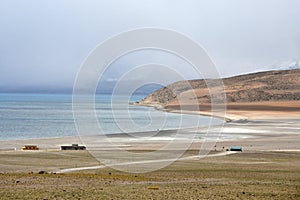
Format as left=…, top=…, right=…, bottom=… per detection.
left=0, top=93, right=223, bottom=141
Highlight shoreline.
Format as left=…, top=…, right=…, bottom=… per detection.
left=0, top=118, right=299, bottom=174
left=133, top=102, right=233, bottom=123
left=0, top=102, right=300, bottom=174
left=135, top=101, right=300, bottom=122
left=0, top=117, right=299, bottom=151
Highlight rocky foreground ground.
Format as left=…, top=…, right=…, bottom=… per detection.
left=0, top=151, right=299, bottom=200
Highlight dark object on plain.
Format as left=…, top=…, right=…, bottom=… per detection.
left=230, top=146, right=243, bottom=151
left=21, top=145, right=39, bottom=150
left=61, top=144, right=86, bottom=150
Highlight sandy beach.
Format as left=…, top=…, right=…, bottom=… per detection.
left=142, top=101, right=300, bottom=122
left=0, top=115, right=299, bottom=199
left=0, top=98, right=300, bottom=200
left=0, top=117, right=299, bottom=171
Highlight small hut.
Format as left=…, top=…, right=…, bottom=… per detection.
left=230, top=146, right=243, bottom=152
left=61, top=144, right=86, bottom=150
left=21, top=145, right=39, bottom=150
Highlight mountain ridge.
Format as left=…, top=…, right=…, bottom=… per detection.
left=137, top=69, right=300, bottom=120
left=139, top=69, right=300, bottom=106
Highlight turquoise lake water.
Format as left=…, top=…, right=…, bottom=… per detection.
left=0, top=93, right=223, bottom=140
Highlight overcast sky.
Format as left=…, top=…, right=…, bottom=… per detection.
left=0, top=0, right=299, bottom=89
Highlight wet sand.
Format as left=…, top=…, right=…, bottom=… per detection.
left=0, top=108, right=300, bottom=199
left=0, top=118, right=299, bottom=172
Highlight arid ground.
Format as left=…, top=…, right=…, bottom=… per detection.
left=0, top=119, right=299, bottom=200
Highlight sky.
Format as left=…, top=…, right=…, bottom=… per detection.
left=0, top=0, right=299, bottom=91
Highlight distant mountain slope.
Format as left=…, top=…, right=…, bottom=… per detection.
left=139, top=69, right=300, bottom=106
left=264, top=60, right=300, bottom=71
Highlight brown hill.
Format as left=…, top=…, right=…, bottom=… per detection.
left=138, top=69, right=300, bottom=120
